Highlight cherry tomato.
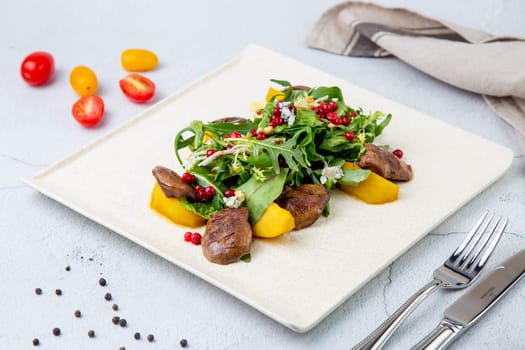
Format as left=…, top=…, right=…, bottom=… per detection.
left=121, top=49, right=158, bottom=72
left=70, top=65, right=98, bottom=96
left=20, top=51, right=55, bottom=86
left=119, top=74, right=155, bottom=103
left=72, top=96, right=105, bottom=128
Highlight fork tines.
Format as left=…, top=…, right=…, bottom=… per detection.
left=449, top=211, right=507, bottom=271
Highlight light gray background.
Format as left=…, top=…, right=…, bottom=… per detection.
left=2, top=1, right=524, bottom=349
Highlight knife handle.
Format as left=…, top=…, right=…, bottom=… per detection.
left=411, top=319, right=462, bottom=350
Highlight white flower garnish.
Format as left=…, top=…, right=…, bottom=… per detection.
left=320, top=165, right=344, bottom=185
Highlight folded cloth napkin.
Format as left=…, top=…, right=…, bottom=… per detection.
left=306, top=1, right=525, bottom=151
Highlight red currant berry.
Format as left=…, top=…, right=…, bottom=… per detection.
left=204, top=186, right=215, bottom=198
left=250, top=129, right=257, bottom=136
left=393, top=149, right=403, bottom=158
left=349, top=111, right=356, bottom=118
left=230, top=131, right=242, bottom=138
left=334, top=118, right=343, bottom=125
left=326, top=112, right=338, bottom=122
left=345, top=132, right=355, bottom=141
left=181, top=172, right=195, bottom=184
left=206, top=149, right=217, bottom=157
left=224, top=189, right=236, bottom=198
left=184, top=232, right=192, bottom=242
left=195, top=185, right=203, bottom=192
left=256, top=133, right=266, bottom=140
left=341, top=117, right=350, bottom=126
left=269, top=120, right=277, bottom=127
left=328, top=101, right=337, bottom=112
left=191, top=233, right=202, bottom=245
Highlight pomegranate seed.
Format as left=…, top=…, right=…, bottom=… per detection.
left=328, top=101, right=337, bottom=112
left=342, top=117, right=350, bottom=126
left=206, top=149, right=216, bottom=157
left=230, top=131, right=242, bottom=138
left=269, top=120, right=277, bottom=127
left=274, top=140, right=281, bottom=144
left=349, top=111, right=356, bottom=118
left=195, top=185, right=203, bottom=192
left=289, top=105, right=296, bottom=113
left=181, top=172, right=195, bottom=184
left=191, top=233, right=202, bottom=245
left=326, top=112, right=338, bottom=122
left=224, top=189, right=236, bottom=198
left=345, top=132, right=355, bottom=141
left=197, top=192, right=207, bottom=202
left=393, top=149, right=403, bottom=158
left=204, top=186, right=215, bottom=198
left=334, top=118, right=343, bottom=125
left=184, top=232, right=192, bottom=242
left=256, top=133, right=266, bottom=140
left=250, top=129, right=257, bottom=136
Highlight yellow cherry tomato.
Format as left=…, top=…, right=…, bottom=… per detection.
left=69, top=66, right=98, bottom=96
left=121, top=49, right=158, bottom=72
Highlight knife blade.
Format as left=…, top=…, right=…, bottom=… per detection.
left=411, top=249, right=525, bottom=350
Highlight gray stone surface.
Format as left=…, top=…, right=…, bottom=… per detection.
left=2, top=0, right=524, bottom=349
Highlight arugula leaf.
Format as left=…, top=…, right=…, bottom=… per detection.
left=295, top=108, right=324, bottom=127
left=204, top=121, right=256, bottom=136
left=270, top=79, right=292, bottom=88
left=339, top=168, right=371, bottom=186
left=236, top=170, right=288, bottom=223
left=310, top=86, right=344, bottom=102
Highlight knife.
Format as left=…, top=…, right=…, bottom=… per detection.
left=412, top=249, right=525, bottom=350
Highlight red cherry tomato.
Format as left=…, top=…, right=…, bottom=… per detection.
left=20, top=51, right=55, bottom=86
left=119, top=74, right=155, bottom=103
left=72, top=96, right=105, bottom=128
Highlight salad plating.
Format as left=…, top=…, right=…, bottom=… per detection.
left=151, top=80, right=412, bottom=264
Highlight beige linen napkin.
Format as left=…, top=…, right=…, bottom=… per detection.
left=306, top=1, right=525, bottom=151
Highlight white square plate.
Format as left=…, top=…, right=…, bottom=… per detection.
left=24, top=45, right=512, bottom=332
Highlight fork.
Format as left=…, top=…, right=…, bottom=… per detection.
left=352, top=211, right=507, bottom=350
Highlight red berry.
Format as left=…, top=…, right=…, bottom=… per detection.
left=230, top=131, right=242, bottom=138
left=224, top=189, right=236, bottom=198
left=342, top=117, right=350, bottom=126
left=345, top=132, right=355, bottom=141
left=349, top=111, right=356, bottom=118
left=250, top=129, right=257, bottom=136
left=269, top=120, right=277, bottom=127
left=334, top=118, right=343, bottom=125
left=256, top=133, right=266, bottom=140
left=393, top=149, right=403, bottom=158
left=326, top=112, right=338, bottom=122
left=206, top=149, right=216, bottom=157
left=274, top=140, right=281, bottom=144
left=191, top=233, right=202, bottom=245
left=181, top=172, right=195, bottom=184
left=195, top=185, right=203, bottom=192
left=184, top=232, right=192, bottom=242
left=328, top=101, right=337, bottom=112
left=289, top=105, right=296, bottom=113
left=204, top=186, right=215, bottom=198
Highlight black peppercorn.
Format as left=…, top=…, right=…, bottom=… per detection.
left=55, top=289, right=62, bottom=296
left=104, top=292, right=112, bottom=301
left=35, top=288, right=42, bottom=295
left=65, top=265, right=71, bottom=271
left=112, top=303, right=119, bottom=311
left=180, top=338, right=188, bottom=347
left=147, top=334, right=154, bottom=342
left=74, top=310, right=82, bottom=318
left=119, top=347, right=126, bottom=350
left=32, top=338, right=40, bottom=346
left=112, top=316, right=120, bottom=325
left=52, top=327, right=61, bottom=336
left=134, top=332, right=141, bottom=340
left=119, top=318, right=127, bottom=327
left=99, top=278, right=107, bottom=287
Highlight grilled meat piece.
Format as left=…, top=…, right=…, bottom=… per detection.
left=202, top=208, right=252, bottom=265
left=275, top=184, right=330, bottom=230
left=152, top=166, right=198, bottom=202
left=358, top=144, right=413, bottom=181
